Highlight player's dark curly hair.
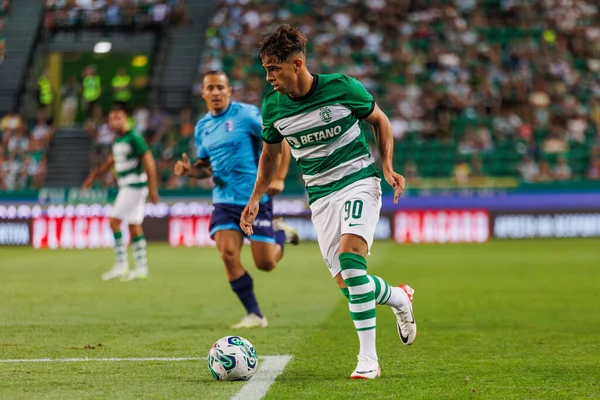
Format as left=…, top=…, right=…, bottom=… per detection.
left=258, top=24, right=307, bottom=63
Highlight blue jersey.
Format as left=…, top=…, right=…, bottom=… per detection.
left=194, top=102, right=269, bottom=206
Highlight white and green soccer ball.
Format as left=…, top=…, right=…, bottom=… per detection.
left=207, top=336, right=258, bottom=381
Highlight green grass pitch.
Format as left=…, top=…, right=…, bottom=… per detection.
left=1, top=239, right=599, bottom=399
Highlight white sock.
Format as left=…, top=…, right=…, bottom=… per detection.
left=357, top=329, right=377, bottom=360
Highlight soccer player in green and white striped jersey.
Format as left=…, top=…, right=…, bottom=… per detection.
left=240, top=25, right=417, bottom=379
left=82, top=106, right=159, bottom=282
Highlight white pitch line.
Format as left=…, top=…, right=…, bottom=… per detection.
left=0, top=357, right=205, bottom=363
left=0, top=356, right=285, bottom=363
left=232, top=355, right=292, bottom=400
left=0, top=355, right=293, bottom=400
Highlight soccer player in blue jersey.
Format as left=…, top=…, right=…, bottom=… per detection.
left=174, top=70, right=299, bottom=329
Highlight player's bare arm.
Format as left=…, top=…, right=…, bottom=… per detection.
left=141, top=151, right=159, bottom=204
left=82, top=154, right=114, bottom=190
left=240, top=141, right=283, bottom=235
left=266, top=141, right=291, bottom=197
left=174, top=153, right=213, bottom=180
left=365, top=103, right=406, bottom=204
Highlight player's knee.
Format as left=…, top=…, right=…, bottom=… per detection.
left=109, top=218, right=121, bottom=232
left=220, top=248, right=240, bottom=269
left=129, top=224, right=143, bottom=238
left=255, top=258, right=276, bottom=272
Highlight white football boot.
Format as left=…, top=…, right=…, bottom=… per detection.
left=391, top=284, right=417, bottom=345
left=120, top=268, right=148, bottom=282
left=272, top=218, right=300, bottom=245
left=350, top=354, right=381, bottom=380
left=102, top=263, right=129, bottom=281
left=231, top=313, right=268, bottom=329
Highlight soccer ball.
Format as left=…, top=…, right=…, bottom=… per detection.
left=207, top=336, right=258, bottom=381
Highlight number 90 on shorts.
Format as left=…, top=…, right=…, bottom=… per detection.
left=310, top=177, right=382, bottom=277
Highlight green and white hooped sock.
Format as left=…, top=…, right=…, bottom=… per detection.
left=113, top=231, right=127, bottom=265
left=339, top=252, right=377, bottom=360
left=131, top=235, right=148, bottom=270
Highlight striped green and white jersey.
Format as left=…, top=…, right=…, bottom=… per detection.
left=112, top=130, right=149, bottom=188
left=261, top=73, right=379, bottom=205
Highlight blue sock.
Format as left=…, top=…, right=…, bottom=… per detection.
left=274, top=230, right=286, bottom=255
left=230, top=273, right=263, bottom=318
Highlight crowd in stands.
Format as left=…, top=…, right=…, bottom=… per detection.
left=0, top=0, right=10, bottom=65
left=3, top=0, right=600, bottom=192
left=197, top=0, right=600, bottom=184
left=0, top=108, right=53, bottom=190
left=43, top=0, right=188, bottom=33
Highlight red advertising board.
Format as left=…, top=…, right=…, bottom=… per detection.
left=32, top=216, right=120, bottom=249
left=168, top=216, right=215, bottom=247
left=394, top=210, right=490, bottom=243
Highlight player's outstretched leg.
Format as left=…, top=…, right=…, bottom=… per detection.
left=102, top=218, right=129, bottom=281
left=339, top=252, right=380, bottom=380
left=121, top=224, right=148, bottom=281
left=340, top=276, right=416, bottom=345
left=215, top=231, right=268, bottom=329
left=273, top=218, right=300, bottom=247
left=248, top=216, right=299, bottom=272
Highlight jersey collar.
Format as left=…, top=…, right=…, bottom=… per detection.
left=288, top=74, right=318, bottom=102
left=210, top=102, right=232, bottom=118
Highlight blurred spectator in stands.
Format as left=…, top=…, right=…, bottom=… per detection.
left=111, top=68, right=132, bottom=108
left=454, top=158, right=471, bottom=185
left=590, top=98, right=600, bottom=132
left=493, top=107, right=522, bottom=138
left=150, top=0, right=170, bottom=30
left=471, top=154, right=484, bottom=178
left=82, top=65, right=101, bottom=117
left=0, top=0, right=9, bottom=15
left=88, top=114, right=115, bottom=170
left=25, top=139, right=47, bottom=189
left=566, top=109, right=588, bottom=144
left=31, top=108, right=55, bottom=150
left=84, top=103, right=104, bottom=148
left=403, top=160, right=419, bottom=183
left=529, top=79, right=551, bottom=128
left=554, top=156, right=572, bottom=181
left=177, top=106, right=194, bottom=137
left=1, top=108, right=23, bottom=146
left=169, top=0, right=188, bottom=26
left=1, top=152, right=22, bottom=190
left=476, top=127, right=494, bottom=154
left=7, top=125, right=28, bottom=157
left=148, top=105, right=168, bottom=143
left=518, top=155, right=539, bottom=183
left=0, top=152, right=3, bottom=188
left=543, top=125, right=569, bottom=153
left=390, top=111, right=408, bottom=140
left=106, top=0, right=121, bottom=26
left=536, top=161, right=555, bottom=182
left=60, top=75, right=80, bottom=128
left=458, top=129, right=477, bottom=155
left=37, top=68, right=55, bottom=115
left=587, top=157, right=600, bottom=180
left=132, top=104, right=150, bottom=136
left=0, top=16, right=5, bottom=65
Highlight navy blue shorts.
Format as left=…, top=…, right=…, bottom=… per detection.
left=209, top=201, right=275, bottom=244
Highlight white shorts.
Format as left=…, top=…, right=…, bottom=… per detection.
left=111, top=186, right=148, bottom=225
left=310, top=177, right=382, bottom=277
